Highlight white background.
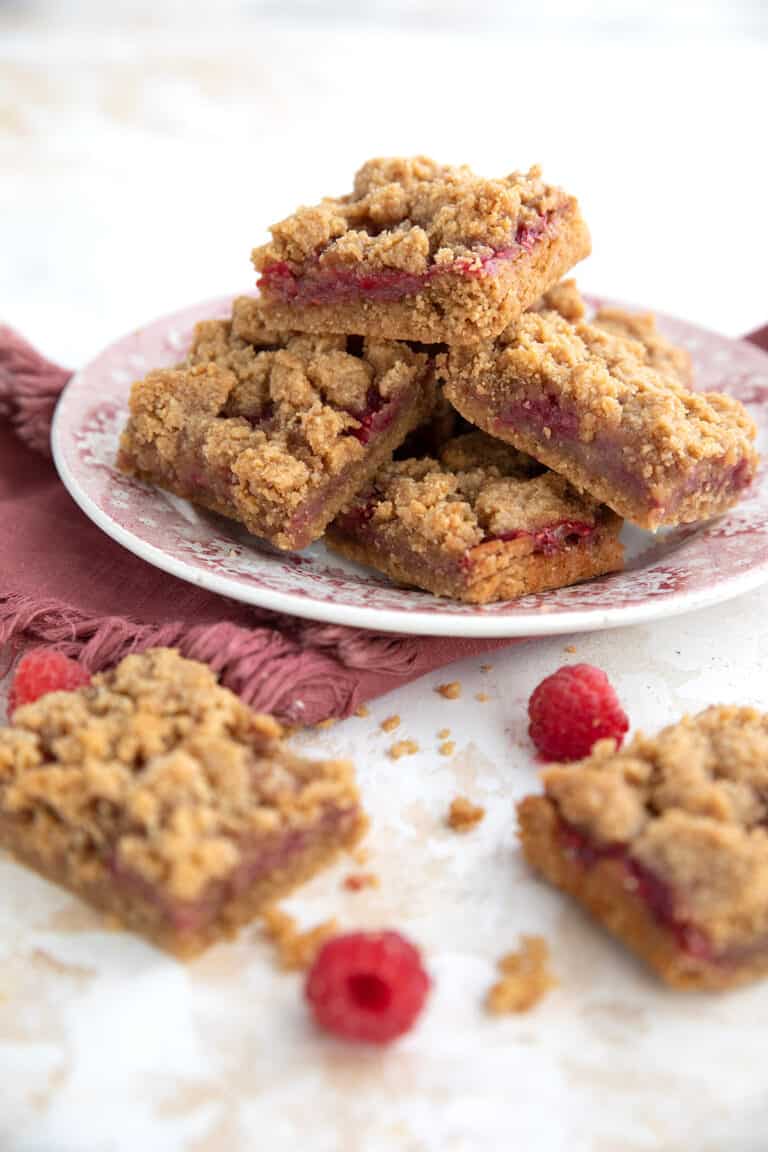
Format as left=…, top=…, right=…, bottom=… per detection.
left=1, top=4, right=768, bottom=1150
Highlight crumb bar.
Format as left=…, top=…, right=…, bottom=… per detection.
left=0, top=649, right=365, bottom=957
left=535, top=280, right=693, bottom=383
left=252, top=157, right=591, bottom=344
left=326, top=432, right=623, bottom=603
left=118, top=298, right=435, bottom=550
left=442, top=309, right=758, bottom=530
left=518, top=706, right=768, bottom=990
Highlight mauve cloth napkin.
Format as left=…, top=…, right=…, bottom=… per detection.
left=0, top=326, right=512, bottom=724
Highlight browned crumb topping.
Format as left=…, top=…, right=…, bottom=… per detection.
left=539, top=707, right=768, bottom=951
left=341, top=431, right=608, bottom=558
left=486, top=936, right=556, bottom=1014
left=253, top=157, right=574, bottom=275
left=354, top=704, right=370, bottom=719
left=439, top=741, right=456, bottom=757
left=380, top=715, right=401, bottom=733
left=0, top=649, right=359, bottom=903
left=446, top=795, right=485, bottom=832
left=119, top=299, right=429, bottom=545
left=342, top=871, right=379, bottom=892
left=593, top=305, right=693, bottom=383
left=436, top=682, right=462, bottom=700
left=533, top=278, right=586, bottom=321
left=437, top=728, right=451, bottom=739
left=448, top=310, right=756, bottom=483
left=261, top=905, right=337, bottom=971
left=388, top=739, right=420, bottom=760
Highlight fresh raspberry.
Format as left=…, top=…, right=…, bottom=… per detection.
left=305, top=930, right=430, bottom=1044
left=7, top=650, right=91, bottom=715
left=528, top=663, right=629, bottom=762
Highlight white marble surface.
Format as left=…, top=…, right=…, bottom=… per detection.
left=2, top=17, right=768, bottom=1152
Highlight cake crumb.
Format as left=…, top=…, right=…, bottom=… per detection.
left=388, top=739, right=419, bottom=760
left=436, top=681, right=461, bottom=700
left=439, top=741, right=456, bottom=757
left=437, top=728, right=451, bottom=739
left=381, top=714, right=401, bottom=733
left=446, top=795, right=485, bottom=832
left=261, top=906, right=337, bottom=972
left=354, top=704, right=370, bottom=718
left=475, top=692, right=490, bottom=703
left=350, top=844, right=369, bottom=866
left=316, top=718, right=338, bottom=730
left=564, top=644, right=577, bottom=654
left=486, top=936, right=556, bottom=1015
left=342, top=872, right=380, bottom=892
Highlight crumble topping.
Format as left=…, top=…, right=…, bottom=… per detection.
left=446, top=795, right=485, bottom=832
left=0, top=649, right=359, bottom=903
left=120, top=302, right=430, bottom=542
left=540, top=707, right=768, bottom=950
left=485, top=936, right=556, bottom=1014
left=340, top=432, right=608, bottom=557
left=534, top=278, right=587, bottom=321
left=261, top=905, right=337, bottom=971
left=447, top=309, right=756, bottom=480
left=253, top=157, right=575, bottom=275
left=593, top=305, right=693, bottom=383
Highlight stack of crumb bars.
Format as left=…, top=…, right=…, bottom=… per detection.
left=119, top=157, right=759, bottom=604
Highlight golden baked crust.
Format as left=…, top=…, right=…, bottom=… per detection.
left=253, top=157, right=591, bottom=344
left=0, top=649, right=365, bottom=956
left=442, top=308, right=757, bottom=529
left=118, top=298, right=434, bottom=550
left=518, top=707, right=768, bottom=989
left=326, top=431, right=623, bottom=603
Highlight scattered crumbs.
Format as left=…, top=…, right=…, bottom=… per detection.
left=388, top=739, right=420, bottom=760
left=261, top=906, right=337, bottom=972
left=436, top=681, right=461, bottom=700
left=480, top=664, right=493, bottom=673
left=564, top=644, right=577, bottom=654
left=354, top=704, right=370, bottom=718
left=316, top=717, right=338, bottom=730
left=446, top=795, right=485, bottom=832
left=475, top=692, right=490, bottom=703
left=380, top=714, right=401, bottom=733
left=437, top=728, right=451, bottom=739
left=485, top=936, right=556, bottom=1015
left=342, top=872, right=380, bottom=892
left=439, top=740, right=456, bottom=757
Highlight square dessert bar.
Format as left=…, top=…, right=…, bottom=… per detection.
left=442, top=307, right=758, bottom=530
left=0, top=649, right=365, bottom=957
left=534, top=280, right=693, bottom=383
left=118, top=297, right=435, bottom=551
left=252, top=156, right=591, bottom=344
left=325, top=431, right=623, bottom=603
left=518, top=707, right=768, bottom=990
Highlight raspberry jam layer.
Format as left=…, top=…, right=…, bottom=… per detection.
left=555, top=814, right=713, bottom=961
left=493, top=519, right=595, bottom=556
left=259, top=215, right=552, bottom=306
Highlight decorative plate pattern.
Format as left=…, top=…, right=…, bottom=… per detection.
left=51, top=295, right=768, bottom=637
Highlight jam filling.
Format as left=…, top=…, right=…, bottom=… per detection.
left=492, top=519, right=595, bottom=555
left=555, top=813, right=714, bottom=961
left=259, top=214, right=553, bottom=306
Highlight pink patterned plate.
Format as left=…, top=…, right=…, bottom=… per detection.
left=51, top=295, right=768, bottom=637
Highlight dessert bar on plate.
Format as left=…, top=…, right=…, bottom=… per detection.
left=119, top=298, right=435, bottom=550
left=518, top=706, right=768, bottom=990
left=535, top=279, right=693, bottom=383
left=252, top=156, right=591, bottom=344
left=0, top=649, right=365, bottom=957
left=326, top=431, right=623, bottom=603
left=442, top=306, right=758, bottom=530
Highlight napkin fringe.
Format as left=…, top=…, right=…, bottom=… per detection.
left=0, top=591, right=374, bottom=723
left=0, top=326, right=69, bottom=456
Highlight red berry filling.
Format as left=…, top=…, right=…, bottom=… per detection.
left=556, top=814, right=713, bottom=961
left=259, top=215, right=553, bottom=306
left=528, top=663, right=629, bottom=762
left=490, top=519, right=596, bottom=555
left=8, top=649, right=91, bottom=715
left=305, top=930, right=430, bottom=1044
